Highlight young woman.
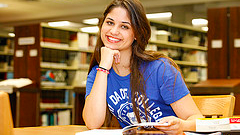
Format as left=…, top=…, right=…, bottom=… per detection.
left=82, top=0, right=203, bottom=134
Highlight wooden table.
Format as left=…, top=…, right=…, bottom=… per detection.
left=190, top=79, right=240, bottom=95
left=13, top=125, right=167, bottom=135
left=13, top=125, right=240, bottom=135
left=14, top=125, right=89, bottom=135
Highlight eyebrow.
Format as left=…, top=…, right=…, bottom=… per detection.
left=106, top=17, right=131, bottom=25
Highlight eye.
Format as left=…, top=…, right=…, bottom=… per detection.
left=106, top=21, right=114, bottom=25
left=121, top=25, right=129, bottom=29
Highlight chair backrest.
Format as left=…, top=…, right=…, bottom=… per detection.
left=0, top=91, right=13, bottom=135
left=192, top=95, right=235, bottom=118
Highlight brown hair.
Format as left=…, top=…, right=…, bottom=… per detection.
left=88, top=0, right=181, bottom=125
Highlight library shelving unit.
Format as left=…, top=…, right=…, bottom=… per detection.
left=13, top=23, right=94, bottom=127
left=149, top=20, right=208, bottom=84
left=0, top=36, right=14, bottom=80
left=0, top=36, right=16, bottom=126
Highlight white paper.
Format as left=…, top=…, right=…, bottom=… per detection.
left=29, top=49, right=38, bottom=57
left=75, top=129, right=122, bottom=135
left=234, top=39, right=240, bottom=48
left=16, top=50, right=23, bottom=57
left=0, top=78, right=32, bottom=88
left=18, top=37, right=35, bottom=45
left=211, top=40, right=222, bottom=49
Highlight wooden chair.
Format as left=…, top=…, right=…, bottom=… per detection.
left=192, top=95, right=235, bottom=118
left=0, top=91, right=14, bottom=135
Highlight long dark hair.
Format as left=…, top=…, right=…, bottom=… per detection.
left=88, top=0, right=181, bottom=125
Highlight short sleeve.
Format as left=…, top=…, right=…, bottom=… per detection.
left=158, top=59, right=190, bottom=104
left=85, top=65, right=98, bottom=98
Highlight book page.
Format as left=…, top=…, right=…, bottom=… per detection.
left=75, top=129, right=122, bottom=135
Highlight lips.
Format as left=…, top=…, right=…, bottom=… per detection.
left=107, top=35, right=121, bottom=43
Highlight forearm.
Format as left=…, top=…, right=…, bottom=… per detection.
left=83, top=71, right=108, bottom=129
left=182, top=114, right=204, bottom=131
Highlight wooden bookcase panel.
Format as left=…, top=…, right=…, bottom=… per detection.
left=229, top=7, right=240, bottom=78
left=14, top=24, right=41, bottom=127
left=14, top=24, right=41, bottom=87
left=207, top=7, right=240, bottom=115
left=207, top=8, right=228, bottom=79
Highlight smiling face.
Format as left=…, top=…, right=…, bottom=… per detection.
left=101, top=7, right=135, bottom=52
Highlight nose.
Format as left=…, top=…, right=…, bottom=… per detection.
left=110, top=25, right=119, bottom=35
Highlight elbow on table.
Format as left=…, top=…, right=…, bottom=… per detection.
left=83, top=114, right=103, bottom=129
left=85, top=122, right=102, bottom=130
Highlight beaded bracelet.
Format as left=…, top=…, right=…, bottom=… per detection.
left=96, top=67, right=110, bottom=74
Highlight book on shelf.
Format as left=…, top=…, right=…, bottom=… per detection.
left=58, top=110, right=71, bottom=125
left=88, top=34, right=97, bottom=50
left=42, top=27, right=70, bottom=48
left=77, top=32, right=89, bottom=50
left=41, top=109, right=71, bottom=126
left=182, top=34, right=200, bottom=46
left=196, top=118, right=240, bottom=132
left=41, top=89, right=67, bottom=104
left=69, top=32, right=78, bottom=48
left=68, top=70, right=88, bottom=87
left=78, top=52, right=92, bottom=65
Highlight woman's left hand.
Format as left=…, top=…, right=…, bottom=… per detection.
left=155, top=116, right=184, bottom=135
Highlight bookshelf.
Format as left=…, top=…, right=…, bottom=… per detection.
left=40, top=24, right=94, bottom=126
left=13, top=23, right=94, bottom=127
left=149, top=40, right=207, bottom=51
left=149, top=20, right=208, bottom=84
left=0, top=36, right=14, bottom=80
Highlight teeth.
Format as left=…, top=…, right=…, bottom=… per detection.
left=108, top=36, right=120, bottom=41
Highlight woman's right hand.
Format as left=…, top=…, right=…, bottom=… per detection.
left=99, top=47, right=120, bottom=70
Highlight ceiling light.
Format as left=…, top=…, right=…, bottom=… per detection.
left=80, top=26, right=99, bottom=33
left=8, top=33, right=15, bottom=37
left=48, top=21, right=70, bottom=27
left=0, top=3, right=8, bottom=8
left=192, top=18, right=208, bottom=26
left=146, top=12, right=172, bottom=19
left=83, top=18, right=99, bottom=25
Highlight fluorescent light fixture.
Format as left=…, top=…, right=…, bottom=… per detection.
left=80, top=26, right=99, bottom=33
left=8, top=33, right=15, bottom=37
left=48, top=21, right=70, bottom=27
left=156, top=30, right=170, bottom=35
left=192, top=18, right=208, bottom=26
left=0, top=3, right=8, bottom=8
left=201, top=26, right=208, bottom=31
left=83, top=18, right=99, bottom=25
left=146, top=12, right=172, bottom=19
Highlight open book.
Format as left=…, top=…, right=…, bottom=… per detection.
left=75, top=121, right=240, bottom=135
left=122, top=122, right=169, bottom=133
left=75, top=122, right=169, bottom=135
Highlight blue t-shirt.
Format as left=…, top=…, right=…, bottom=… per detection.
left=85, top=58, right=190, bottom=128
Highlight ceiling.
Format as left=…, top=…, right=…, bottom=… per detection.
left=0, top=0, right=240, bottom=34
